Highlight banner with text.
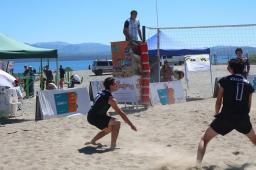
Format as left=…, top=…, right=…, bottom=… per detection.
left=150, top=81, right=185, bottom=105
left=90, top=75, right=141, bottom=103
left=111, top=41, right=142, bottom=77
left=38, top=87, right=91, bottom=119
left=185, top=54, right=210, bottom=72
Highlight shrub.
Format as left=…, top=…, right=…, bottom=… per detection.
left=65, top=67, right=73, bottom=72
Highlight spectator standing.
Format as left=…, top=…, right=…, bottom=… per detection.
left=44, top=65, right=53, bottom=90
left=59, top=65, right=65, bottom=89
left=235, top=48, right=250, bottom=78
left=23, top=65, right=29, bottom=97
left=28, top=66, right=35, bottom=97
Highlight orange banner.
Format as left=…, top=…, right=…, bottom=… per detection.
left=111, top=41, right=142, bottom=77
left=67, top=92, right=77, bottom=112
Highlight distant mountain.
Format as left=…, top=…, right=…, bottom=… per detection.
left=31, top=42, right=256, bottom=61
left=210, top=46, right=256, bottom=56
left=32, top=42, right=112, bottom=60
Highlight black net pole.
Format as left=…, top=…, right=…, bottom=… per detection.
left=142, top=26, right=146, bottom=42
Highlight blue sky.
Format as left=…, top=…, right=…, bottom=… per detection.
left=1, top=0, right=256, bottom=45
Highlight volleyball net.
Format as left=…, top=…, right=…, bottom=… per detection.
left=143, top=24, right=256, bottom=64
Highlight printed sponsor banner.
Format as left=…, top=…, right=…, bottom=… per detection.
left=111, top=41, right=142, bottom=77
left=113, top=76, right=141, bottom=103
left=185, top=54, right=210, bottom=71
left=111, top=41, right=129, bottom=67
left=54, top=92, right=78, bottom=114
left=90, top=75, right=141, bottom=103
left=150, top=81, right=185, bottom=105
left=38, top=87, right=90, bottom=119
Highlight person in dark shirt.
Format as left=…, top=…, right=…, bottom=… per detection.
left=86, top=77, right=137, bottom=150
left=235, top=48, right=250, bottom=78
left=28, top=66, right=35, bottom=97
left=59, top=65, right=65, bottom=89
left=44, top=65, right=53, bottom=90
left=196, top=58, right=256, bottom=168
left=23, top=65, right=29, bottom=96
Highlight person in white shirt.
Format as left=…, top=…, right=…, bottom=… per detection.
left=123, top=10, right=142, bottom=41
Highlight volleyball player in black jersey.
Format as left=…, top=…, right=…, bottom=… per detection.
left=196, top=58, right=256, bottom=168
left=86, top=77, right=137, bottom=150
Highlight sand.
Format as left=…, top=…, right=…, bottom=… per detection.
left=0, top=65, right=256, bottom=170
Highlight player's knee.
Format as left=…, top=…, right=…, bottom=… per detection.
left=201, top=134, right=207, bottom=140
left=201, top=134, right=209, bottom=145
left=112, top=120, right=121, bottom=128
left=103, top=128, right=111, bottom=133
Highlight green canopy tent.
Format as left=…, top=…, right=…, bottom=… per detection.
left=0, top=33, right=58, bottom=90
left=0, top=33, right=57, bottom=59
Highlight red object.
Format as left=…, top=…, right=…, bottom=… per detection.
left=141, top=95, right=150, bottom=103
left=139, top=43, right=148, bottom=53
left=141, top=54, right=149, bottom=62
left=142, top=87, right=150, bottom=94
left=141, top=75, right=150, bottom=104
left=142, top=72, right=150, bottom=77
left=142, top=63, right=150, bottom=70
left=139, top=43, right=150, bottom=105
left=142, top=69, right=150, bottom=73
left=141, top=77, right=150, bottom=85
left=67, top=92, right=77, bottom=112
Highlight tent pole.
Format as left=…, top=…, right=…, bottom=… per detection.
left=40, top=58, right=43, bottom=90
left=6, top=60, right=9, bottom=72
left=209, top=54, right=214, bottom=95
left=184, top=61, right=189, bottom=89
left=142, top=26, right=146, bottom=42
left=157, top=28, right=160, bottom=82
left=56, top=58, right=59, bottom=89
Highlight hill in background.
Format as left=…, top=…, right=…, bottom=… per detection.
left=31, top=42, right=256, bottom=62
left=32, top=42, right=112, bottom=60
left=210, top=46, right=256, bottom=56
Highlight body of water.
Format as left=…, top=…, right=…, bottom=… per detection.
left=12, top=60, right=94, bottom=73
left=6, top=56, right=235, bottom=73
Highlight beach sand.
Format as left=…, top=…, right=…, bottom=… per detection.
left=0, top=65, right=256, bottom=170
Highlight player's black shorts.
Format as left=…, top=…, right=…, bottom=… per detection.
left=87, top=112, right=112, bottom=130
left=210, top=113, right=252, bottom=136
